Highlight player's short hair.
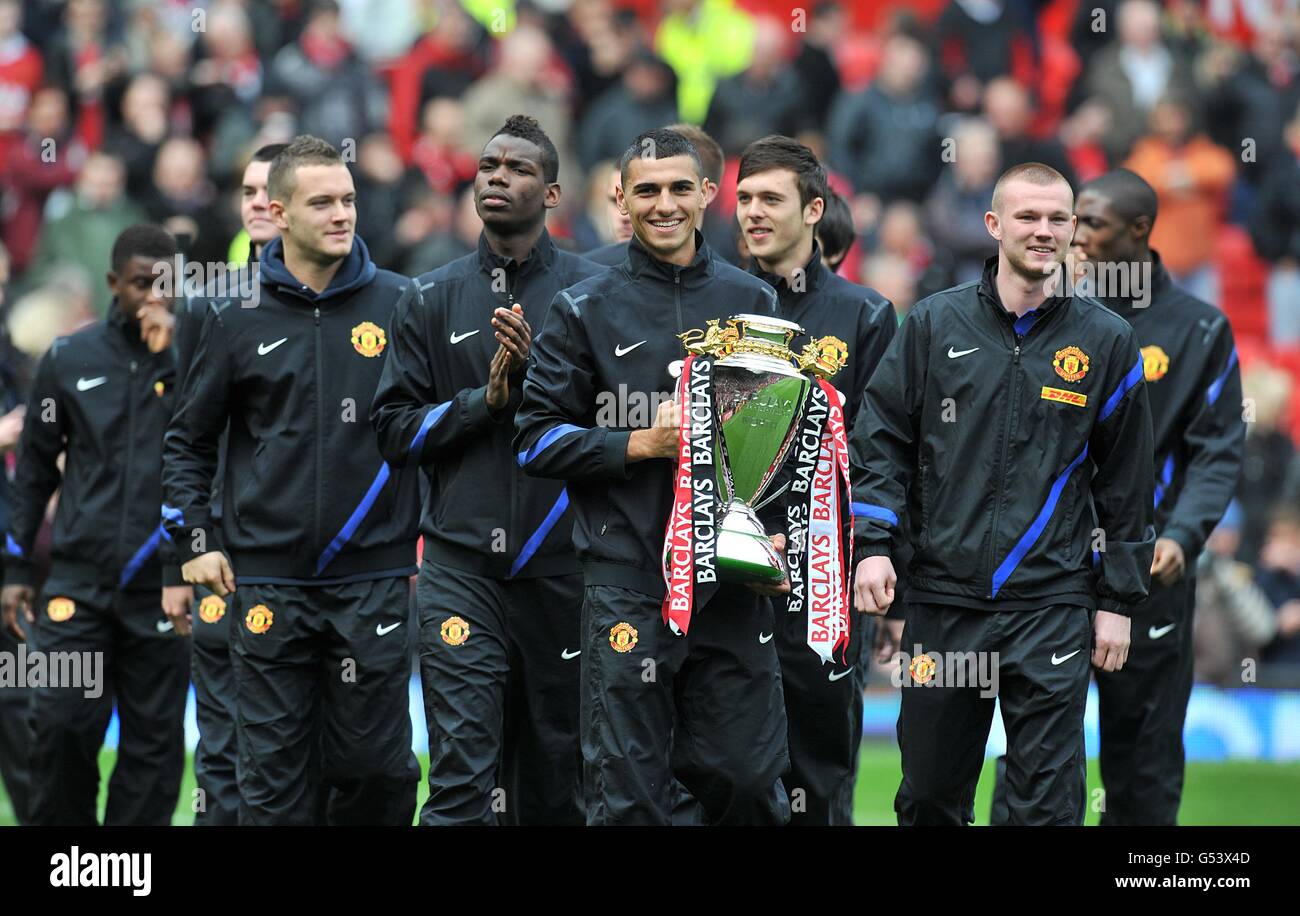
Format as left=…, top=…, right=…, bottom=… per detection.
left=267, top=135, right=343, bottom=205
left=990, top=162, right=1073, bottom=213
left=618, top=128, right=704, bottom=186
left=1078, top=168, right=1158, bottom=228
left=666, top=123, right=723, bottom=185
left=817, top=190, right=855, bottom=264
left=737, top=134, right=829, bottom=211
left=110, top=224, right=177, bottom=274
left=489, top=114, right=559, bottom=183
left=251, top=142, right=288, bottom=165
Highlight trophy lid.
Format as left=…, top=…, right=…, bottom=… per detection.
left=733, top=314, right=804, bottom=347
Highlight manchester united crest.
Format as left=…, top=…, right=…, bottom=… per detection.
left=1141, top=344, right=1169, bottom=382
left=154, top=380, right=166, bottom=397
left=245, top=604, right=274, bottom=634
left=909, top=652, right=936, bottom=685
left=1053, top=346, right=1090, bottom=383
left=441, top=616, right=470, bottom=646
left=609, top=621, right=638, bottom=653
left=198, top=594, right=226, bottom=624
left=46, top=597, right=76, bottom=622
left=351, top=321, right=386, bottom=357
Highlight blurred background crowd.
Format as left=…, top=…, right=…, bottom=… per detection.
left=1, top=0, right=1299, bottom=683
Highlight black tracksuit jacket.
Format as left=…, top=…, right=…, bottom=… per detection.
left=748, top=241, right=896, bottom=420
left=583, top=241, right=628, bottom=267
left=851, top=257, right=1156, bottom=615
left=162, top=236, right=420, bottom=583
left=4, top=307, right=177, bottom=591
left=514, top=232, right=781, bottom=597
left=370, top=229, right=602, bottom=579
left=1094, top=253, right=1244, bottom=563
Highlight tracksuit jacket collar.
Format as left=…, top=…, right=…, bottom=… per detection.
left=258, top=235, right=377, bottom=306
left=107, top=300, right=149, bottom=354
left=625, top=230, right=713, bottom=287
left=474, top=226, right=558, bottom=279
left=977, top=255, right=1071, bottom=333
left=748, top=240, right=830, bottom=298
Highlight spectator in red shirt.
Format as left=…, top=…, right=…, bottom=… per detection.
left=410, top=97, right=478, bottom=195
left=386, top=3, right=489, bottom=162
left=2, top=86, right=85, bottom=273
left=0, top=0, right=43, bottom=166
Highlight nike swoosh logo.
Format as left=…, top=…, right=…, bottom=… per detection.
left=449, top=330, right=479, bottom=344
left=758, top=632, right=773, bottom=644
left=1148, top=623, right=1176, bottom=640
left=828, top=666, right=854, bottom=682
left=560, top=649, right=581, bottom=660
left=76, top=376, right=107, bottom=391
left=258, top=337, right=288, bottom=356
left=615, top=341, right=647, bottom=357
left=376, top=622, right=402, bottom=637
left=947, top=346, right=979, bottom=359
left=156, top=620, right=174, bottom=633
left=1051, top=649, right=1082, bottom=665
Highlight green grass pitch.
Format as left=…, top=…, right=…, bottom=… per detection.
left=2, top=742, right=1298, bottom=825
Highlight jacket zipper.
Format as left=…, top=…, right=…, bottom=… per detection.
left=986, top=339, right=1020, bottom=598
left=505, top=267, right=517, bottom=572
left=314, top=307, right=323, bottom=555
left=673, top=271, right=683, bottom=334
left=117, top=358, right=138, bottom=576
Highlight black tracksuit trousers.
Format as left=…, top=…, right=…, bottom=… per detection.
left=988, top=580, right=1196, bottom=826
left=190, top=588, right=239, bottom=826
left=0, top=622, right=32, bottom=824
left=27, top=586, right=189, bottom=825
left=580, top=582, right=790, bottom=826
left=775, top=599, right=864, bottom=825
left=896, top=603, right=1091, bottom=826
left=416, top=560, right=583, bottom=826
left=229, top=577, right=420, bottom=826
left=1095, top=578, right=1196, bottom=825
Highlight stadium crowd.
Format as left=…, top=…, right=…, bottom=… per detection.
left=1, top=0, right=1299, bottom=700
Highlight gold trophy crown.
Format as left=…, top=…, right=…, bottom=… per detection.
left=679, top=316, right=846, bottom=380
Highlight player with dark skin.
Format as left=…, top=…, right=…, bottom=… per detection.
left=373, top=115, right=603, bottom=824
left=1072, top=187, right=1186, bottom=588
left=475, top=131, right=553, bottom=411
left=2, top=252, right=181, bottom=637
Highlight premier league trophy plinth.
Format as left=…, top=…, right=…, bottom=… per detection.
left=676, top=314, right=844, bottom=585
